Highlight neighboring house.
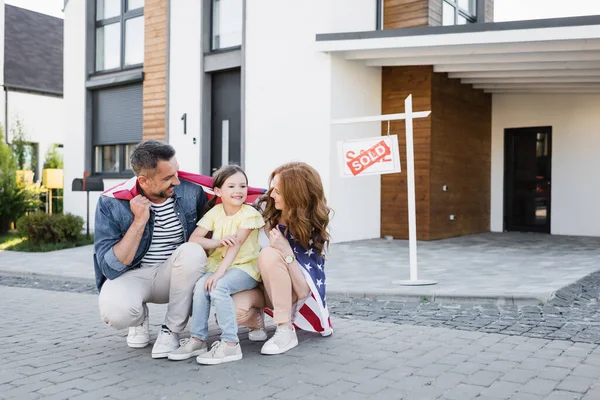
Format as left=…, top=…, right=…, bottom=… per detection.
left=0, top=1, right=64, bottom=181
left=63, top=0, right=600, bottom=240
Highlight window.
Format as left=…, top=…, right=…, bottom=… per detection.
left=92, top=84, right=142, bottom=175
left=442, top=0, right=476, bottom=26
left=95, top=0, right=144, bottom=72
left=95, top=144, right=138, bottom=173
left=211, top=0, right=242, bottom=51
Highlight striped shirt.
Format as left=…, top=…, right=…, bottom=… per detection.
left=141, top=197, right=184, bottom=267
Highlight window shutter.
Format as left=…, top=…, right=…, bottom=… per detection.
left=92, top=83, right=143, bottom=145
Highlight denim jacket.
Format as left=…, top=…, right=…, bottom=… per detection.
left=93, top=179, right=207, bottom=291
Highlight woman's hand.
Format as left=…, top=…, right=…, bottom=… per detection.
left=205, top=270, right=225, bottom=292
left=269, top=228, right=292, bottom=254
left=218, top=235, right=238, bottom=247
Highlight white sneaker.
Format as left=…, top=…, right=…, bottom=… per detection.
left=248, top=309, right=268, bottom=342
left=127, top=304, right=149, bottom=348
left=167, top=338, right=208, bottom=361
left=196, top=340, right=243, bottom=365
left=151, top=326, right=180, bottom=359
left=260, top=325, right=298, bottom=355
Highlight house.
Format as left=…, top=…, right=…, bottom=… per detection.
left=0, top=1, right=64, bottom=181
left=63, top=0, right=600, bottom=241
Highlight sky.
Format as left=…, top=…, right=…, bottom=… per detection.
left=3, top=0, right=600, bottom=22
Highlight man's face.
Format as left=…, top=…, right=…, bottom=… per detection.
left=138, top=157, right=180, bottom=202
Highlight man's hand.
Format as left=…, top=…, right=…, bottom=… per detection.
left=130, top=195, right=151, bottom=224
left=218, top=235, right=238, bottom=247
left=205, top=271, right=225, bottom=292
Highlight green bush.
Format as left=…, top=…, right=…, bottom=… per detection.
left=17, top=213, right=84, bottom=244
left=43, top=144, right=64, bottom=169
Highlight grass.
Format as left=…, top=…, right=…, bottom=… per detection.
left=0, top=231, right=94, bottom=252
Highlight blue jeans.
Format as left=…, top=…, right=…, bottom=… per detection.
left=191, top=268, right=258, bottom=343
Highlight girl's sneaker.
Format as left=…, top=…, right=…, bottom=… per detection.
left=167, top=338, right=208, bottom=361
left=248, top=309, right=267, bottom=341
left=196, top=340, right=242, bottom=365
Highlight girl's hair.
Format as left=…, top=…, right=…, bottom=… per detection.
left=204, top=164, right=248, bottom=213
left=258, top=162, right=332, bottom=257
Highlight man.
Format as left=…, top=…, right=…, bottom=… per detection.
left=94, top=140, right=208, bottom=358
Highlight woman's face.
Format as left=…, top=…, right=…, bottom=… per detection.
left=270, top=174, right=285, bottom=211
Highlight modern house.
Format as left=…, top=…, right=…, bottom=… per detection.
left=1, top=2, right=64, bottom=181
left=63, top=0, right=600, bottom=241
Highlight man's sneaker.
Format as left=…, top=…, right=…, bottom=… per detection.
left=127, top=304, right=149, bottom=348
left=248, top=309, right=267, bottom=342
left=151, top=326, right=180, bottom=359
left=167, top=338, right=208, bottom=361
left=260, top=325, right=298, bottom=355
left=196, top=341, right=242, bottom=365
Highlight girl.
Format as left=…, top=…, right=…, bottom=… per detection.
left=167, top=164, right=264, bottom=364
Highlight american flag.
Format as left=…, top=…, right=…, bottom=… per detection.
left=103, top=171, right=332, bottom=336
left=268, top=225, right=333, bottom=337
left=101, top=170, right=265, bottom=203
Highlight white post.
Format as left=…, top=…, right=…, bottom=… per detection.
left=404, top=95, right=418, bottom=281
left=331, top=94, right=436, bottom=286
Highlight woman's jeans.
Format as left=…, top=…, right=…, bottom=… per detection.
left=191, top=268, right=259, bottom=343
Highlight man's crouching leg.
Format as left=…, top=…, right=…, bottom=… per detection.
left=99, top=271, right=150, bottom=348
left=150, top=242, right=207, bottom=359
left=161, top=242, right=207, bottom=332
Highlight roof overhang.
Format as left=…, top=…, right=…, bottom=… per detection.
left=316, top=15, right=600, bottom=94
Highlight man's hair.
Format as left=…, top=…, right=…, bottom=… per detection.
left=130, top=140, right=176, bottom=176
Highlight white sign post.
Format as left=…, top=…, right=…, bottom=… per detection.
left=332, top=94, right=437, bottom=286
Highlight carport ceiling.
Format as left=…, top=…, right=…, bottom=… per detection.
left=316, top=15, right=600, bottom=94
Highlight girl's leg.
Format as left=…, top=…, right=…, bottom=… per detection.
left=189, top=273, right=213, bottom=341
left=210, top=269, right=259, bottom=343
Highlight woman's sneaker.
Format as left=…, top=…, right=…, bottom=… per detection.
left=127, top=304, right=149, bottom=348
left=167, top=338, right=208, bottom=361
left=196, top=341, right=242, bottom=365
left=248, top=309, right=267, bottom=342
left=261, top=325, right=298, bottom=355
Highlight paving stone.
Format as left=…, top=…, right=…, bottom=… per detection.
left=520, top=378, right=559, bottom=396
left=556, top=376, right=596, bottom=394
left=500, top=368, right=537, bottom=384
left=478, top=380, right=521, bottom=399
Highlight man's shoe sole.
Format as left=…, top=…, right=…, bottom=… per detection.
left=196, top=353, right=243, bottom=365
left=127, top=341, right=149, bottom=349
left=151, top=351, right=171, bottom=359
left=167, top=349, right=208, bottom=361
left=260, top=338, right=299, bottom=355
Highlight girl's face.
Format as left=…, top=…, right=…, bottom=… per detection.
left=215, top=172, right=248, bottom=207
left=270, top=174, right=286, bottom=211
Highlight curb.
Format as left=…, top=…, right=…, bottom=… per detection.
left=0, top=270, right=96, bottom=286
left=327, top=290, right=551, bottom=306
left=0, top=270, right=552, bottom=306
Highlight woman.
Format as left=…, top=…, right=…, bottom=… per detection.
left=233, top=162, right=333, bottom=355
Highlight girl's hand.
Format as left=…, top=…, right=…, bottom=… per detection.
left=205, top=270, right=225, bottom=292
left=218, top=235, right=238, bottom=247
left=269, top=228, right=292, bottom=254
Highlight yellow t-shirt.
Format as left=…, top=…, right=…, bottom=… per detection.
left=196, top=204, right=265, bottom=281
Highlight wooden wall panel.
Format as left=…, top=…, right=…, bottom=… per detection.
left=384, top=0, right=430, bottom=29
left=381, top=66, right=433, bottom=240
left=142, top=0, right=168, bottom=141
left=429, top=73, right=491, bottom=239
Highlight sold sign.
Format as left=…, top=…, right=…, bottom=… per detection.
left=338, top=135, right=401, bottom=177
left=346, top=140, right=392, bottom=176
